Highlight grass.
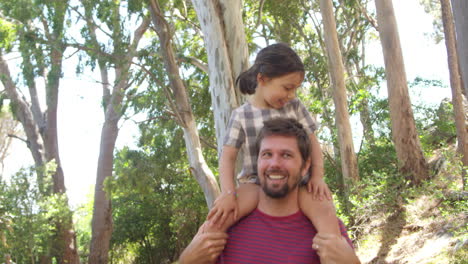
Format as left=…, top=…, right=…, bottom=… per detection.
left=351, top=149, right=467, bottom=264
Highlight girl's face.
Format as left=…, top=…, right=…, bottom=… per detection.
left=256, top=72, right=304, bottom=109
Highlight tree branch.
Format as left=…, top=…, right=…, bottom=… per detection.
left=178, top=55, right=208, bottom=73
left=255, top=0, right=266, bottom=29
left=132, top=61, right=185, bottom=127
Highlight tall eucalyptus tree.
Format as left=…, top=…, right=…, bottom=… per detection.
left=440, top=0, right=468, bottom=188
left=0, top=1, right=80, bottom=263
left=451, top=0, right=468, bottom=97
left=375, top=0, right=429, bottom=184
left=73, top=0, right=150, bottom=262
left=319, top=0, right=359, bottom=184
left=190, top=0, right=248, bottom=155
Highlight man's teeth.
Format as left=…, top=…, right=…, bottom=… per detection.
left=268, top=174, right=285, bottom=179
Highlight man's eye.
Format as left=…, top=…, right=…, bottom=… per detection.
left=261, top=152, right=272, bottom=157
left=282, top=153, right=292, bottom=158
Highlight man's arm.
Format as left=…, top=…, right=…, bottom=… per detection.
left=179, top=222, right=228, bottom=264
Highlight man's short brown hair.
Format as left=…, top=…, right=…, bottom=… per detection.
left=255, top=118, right=311, bottom=164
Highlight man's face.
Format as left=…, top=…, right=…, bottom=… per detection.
left=257, top=135, right=309, bottom=198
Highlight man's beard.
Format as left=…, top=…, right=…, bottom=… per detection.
left=261, top=170, right=301, bottom=199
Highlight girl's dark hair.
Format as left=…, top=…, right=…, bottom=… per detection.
left=236, top=43, right=305, bottom=95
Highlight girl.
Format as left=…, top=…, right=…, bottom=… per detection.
left=207, top=43, right=341, bottom=241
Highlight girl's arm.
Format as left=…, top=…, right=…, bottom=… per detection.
left=219, top=145, right=239, bottom=193
left=207, top=145, right=240, bottom=226
left=307, top=133, right=332, bottom=200
left=309, top=133, right=324, bottom=180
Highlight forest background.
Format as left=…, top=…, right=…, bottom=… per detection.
left=0, top=0, right=467, bottom=263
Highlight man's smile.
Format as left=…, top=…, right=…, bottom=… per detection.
left=265, top=170, right=288, bottom=184
left=267, top=174, right=286, bottom=180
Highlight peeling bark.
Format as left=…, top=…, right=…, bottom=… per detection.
left=191, top=0, right=242, bottom=154
left=218, top=0, right=249, bottom=104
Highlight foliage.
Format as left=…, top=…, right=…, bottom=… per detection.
left=418, top=0, right=444, bottom=43
left=73, top=187, right=94, bottom=263
left=0, top=163, right=67, bottom=264
left=417, top=99, right=456, bottom=153
left=0, top=18, right=16, bottom=52
left=108, top=121, right=209, bottom=263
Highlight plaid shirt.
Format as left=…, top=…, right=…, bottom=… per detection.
left=223, top=98, right=318, bottom=180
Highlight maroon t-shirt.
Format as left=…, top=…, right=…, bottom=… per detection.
left=216, top=209, right=352, bottom=264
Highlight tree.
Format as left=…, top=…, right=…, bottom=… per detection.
left=190, top=0, right=248, bottom=155
left=73, top=1, right=150, bottom=262
left=319, top=0, right=359, bottom=186
left=0, top=1, right=79, bottom=262
left=374, top=0, right=429, bottom=184
left=148, top=0, right=220, bottom=207
left=440, top=0, right=468, bottom=189
left=451, top=0, right=468, bottom=97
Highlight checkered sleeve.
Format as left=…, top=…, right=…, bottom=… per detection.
left=223, top=109, right=245, bottom=148
left=296, top=100, right=318, bottom=134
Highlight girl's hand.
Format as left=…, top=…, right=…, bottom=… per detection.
left=207, top=191, right=238, bottom=228
left=307, top=177, right=332, bottom=200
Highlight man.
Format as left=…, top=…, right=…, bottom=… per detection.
left=179, top=118, right=360, bottom=264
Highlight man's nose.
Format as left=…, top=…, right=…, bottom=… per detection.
left=269, top=154, right=282, bottom=168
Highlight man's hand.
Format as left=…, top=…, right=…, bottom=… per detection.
left=179, top=222, right=228, bottom=264
left=312, top=233, right=360, bottom=264
left=307, top=177, right=332, bottom=200
left=207, top=191, right=238, bottom=228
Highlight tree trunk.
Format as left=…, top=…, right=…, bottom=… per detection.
left=441, top=0, right=468, bottom=189
left=87, top=13, right=150, bottom=263
left=40, top=3, right=80, bottom=260
left=451, top=0, right=468, bottom=97
left=1, top=47, right=79, bottom=264
left=89, top=118, right=118, bottom=264
left=218, top=0, right=249, bottom=104
left=149, top=0, right=221, bottom=208
left=0, top=54, right=46, bottom=168
left=190, top=0, right=242, bottom=154
left=319, top=0, right=359, bottom=183
left=375, top=0, right=429, bottom=184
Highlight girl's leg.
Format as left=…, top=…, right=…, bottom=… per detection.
left=206, top=183, right=260, bottom=232
left=299, top=187, right=341, bottom=236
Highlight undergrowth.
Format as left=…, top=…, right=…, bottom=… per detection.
left=333, top=147, right=467, bottom=263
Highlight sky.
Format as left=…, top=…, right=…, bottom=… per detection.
left=3, top=0, right=451, bottom=208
